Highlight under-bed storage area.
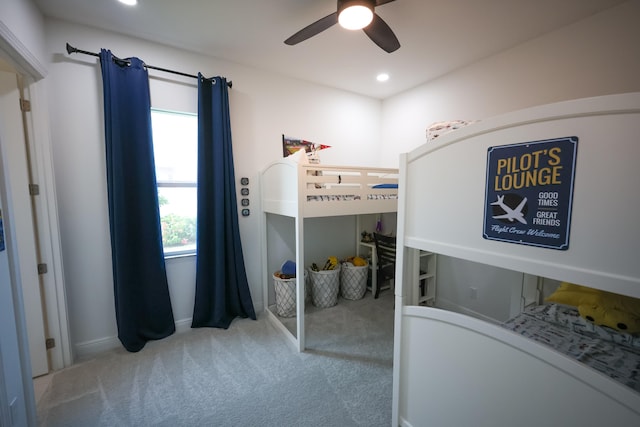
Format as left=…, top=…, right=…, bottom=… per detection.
left=392, top=93, right=640, bottom=427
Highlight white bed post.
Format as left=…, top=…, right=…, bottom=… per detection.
left=391, top=153, right=409, bottom=426
left=260, top=204, right=269, bottom=314
left=295, top=216, right=305, bottom=352
left=295, top=162, right=306, bottom=352
left=355, top=215, right=361, bottom=256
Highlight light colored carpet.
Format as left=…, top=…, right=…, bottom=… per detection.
left=36, top=291, right=394, bottom=426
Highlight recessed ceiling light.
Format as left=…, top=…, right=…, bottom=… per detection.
left=376, top=73, right=390, bottom=82
left=118, top=0, right=137, bottom=6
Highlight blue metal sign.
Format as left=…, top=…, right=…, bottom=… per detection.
left=483, top=136, right=578, bottom=250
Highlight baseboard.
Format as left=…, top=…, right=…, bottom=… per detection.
left=174, top=318, right=192, bottom=334
left=399, top=416, right=414, bottom=427
left=72, top=303, right=267, bottom=361
left=74, top=335, right=120, bottom=361
left=74, top=317, right=195, bottom=361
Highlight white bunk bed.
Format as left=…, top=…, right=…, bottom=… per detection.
left=392, top=93, right=640, bottom=426
left=260, top=152, right=398, bottom=351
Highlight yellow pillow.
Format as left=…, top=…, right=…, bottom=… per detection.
left=546, top=282, right=640, bottom=334
left=545, top=282, right=601, bottom=307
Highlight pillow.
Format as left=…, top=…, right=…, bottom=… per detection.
left=545, top=282, right=601, bottom=307
left=426, top=119, right=480, bottom=141
left=546, top=282, right=640, bottom=334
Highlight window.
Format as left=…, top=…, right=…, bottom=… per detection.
left=151, top=109, right=198, bottom=256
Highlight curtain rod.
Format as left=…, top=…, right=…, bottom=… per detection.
left=65, top=43, right=232, bottom=88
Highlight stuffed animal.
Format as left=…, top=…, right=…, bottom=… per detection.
left=579, top=302, right=640, bottom=334
left=343, top=256, right=367, bottom=267
left=278, top=260, right=296, bottom=278
left=546, top=282, right=640, bottom=334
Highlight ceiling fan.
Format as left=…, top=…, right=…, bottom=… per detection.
left=284, top=0, right=400, bottom=53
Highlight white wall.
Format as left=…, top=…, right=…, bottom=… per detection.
left=42, top=19, right=383, bottom=357
left=381, top=0, right=640, bottom=322
left=380, top=0, right=640, bottom=167
left=436, top=257, right=525, bottom=323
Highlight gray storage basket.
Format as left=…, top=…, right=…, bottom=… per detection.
left=340, top=261, right=369, bottom=300
left=308, top=265, right=340, bottom=308
left=273, top=271, right=307, bottom=317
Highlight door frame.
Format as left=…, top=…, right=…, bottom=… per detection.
left=20, top=74, right=73, bottom=371
left=1, top=18, right=72, bottom=371
left=0, top=68, right=50, bottom=378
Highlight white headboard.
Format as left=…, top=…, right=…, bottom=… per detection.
left=399, top=92, right=640, bottom=298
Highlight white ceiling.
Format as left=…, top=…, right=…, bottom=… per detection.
left=33, top=0, right=626, bottom=99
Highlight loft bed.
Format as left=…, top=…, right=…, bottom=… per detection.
left=391, top=92, right=640, bottom=426
left=260, top=151, right=398, bottom=351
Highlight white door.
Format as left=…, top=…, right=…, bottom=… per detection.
left=0, top=69, right=49, bottom=377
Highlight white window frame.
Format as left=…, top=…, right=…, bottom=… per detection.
left=151, top=108, right=198, bottom=258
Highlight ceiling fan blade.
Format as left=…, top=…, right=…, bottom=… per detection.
left=375, top=0, right=396, bottom=6
left=363, top=13, right=400, bottom=53
left=284, top=12, right=339, bottom=45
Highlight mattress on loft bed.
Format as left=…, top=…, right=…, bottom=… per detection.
left=306, top=183, right=399, bottom=202
left=502, top=303, right=640, bottom=393
left=306, top=194, right=398, bottom=202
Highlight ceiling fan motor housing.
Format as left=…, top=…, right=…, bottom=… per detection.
left=338, top=0, right=375, bottom=14
left=338, top=0, right=375, bottom=30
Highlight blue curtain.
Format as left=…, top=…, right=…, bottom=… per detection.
left=100, top=49, right=175, bottom=352
left=192, top=75, right=256, bottom=328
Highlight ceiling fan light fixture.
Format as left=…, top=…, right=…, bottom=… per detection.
left=284, top=0, right=399, bottom=53
left=338, top=1, right=374, bottom=30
